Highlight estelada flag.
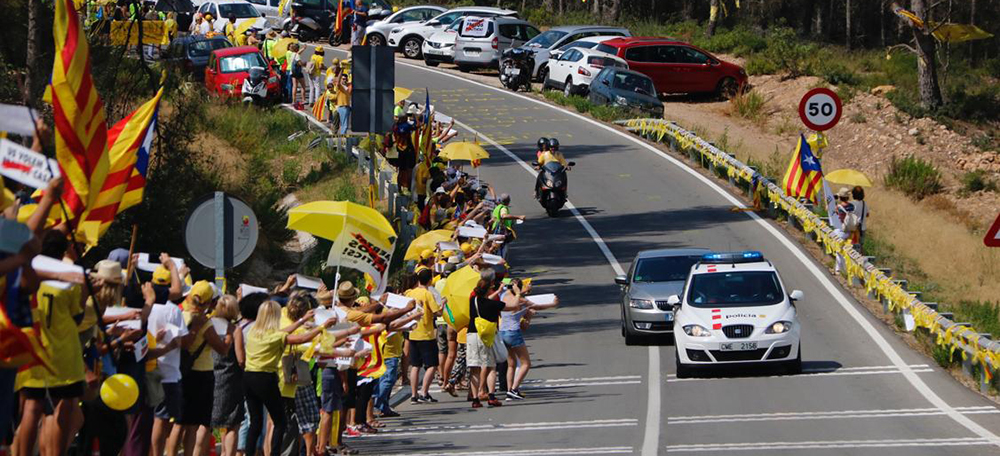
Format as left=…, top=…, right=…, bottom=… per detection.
left=326, top=219, right=395, bottom=296
left=782, top=134, right=824, bottom=204
left=80, top=86, right=163, bottom=242
left=51, top=0, right=111, bottom=235
left=357, top=332, right=386, bottom=379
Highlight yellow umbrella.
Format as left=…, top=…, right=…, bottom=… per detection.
left=441, top=265, right=480, bottom=330
left=440, top=141, right=490, bottom=162
left=394, top=87, right=413, bottom=105
left=235, top=17, right=258, bottom=38
left=826, top=169, right=874, bottom=187
left=272, top=37, right=298, bottom=58
left=404, top=229, right=454, bottom=261
left=287, top=201, right=395, bottom=242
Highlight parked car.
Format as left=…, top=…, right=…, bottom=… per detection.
left=196, top=0, right=266, bottom=33
left=422, top=20, right=462, bottom=66
left=367, top=5, right=446, bottom=47
left=283, top=0, right=392, bottom=44
left=166, top=35, right=233, bottom=80
left=587, top=67, right=664, bottom=117
left=594, top=37, right=747, bottom=98
left=519, top=25, right=630, bottom=81
left=205, top=46, right=280, bottom=99
left=386, top=6, right=517, bottom=59
left=615, top=248, right=710, bottom=345
left=154, top=0, right=195, bottom=32
left=550, top=35, right=623, bottom=58
left=454, top=16, right=539, bottom=71
left=246, top=0, right=281, bottom=18
left=543, top=48, right=627, bottom=96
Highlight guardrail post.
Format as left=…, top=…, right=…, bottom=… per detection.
left=387, top=184, right=397, bottom=216
left=924, top=302, right=938, bottom=311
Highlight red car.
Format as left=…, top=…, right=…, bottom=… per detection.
left=594, top=37, right=747, bottom=98
left=204, top=46, right=279, bottom=99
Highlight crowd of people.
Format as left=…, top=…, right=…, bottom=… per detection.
left=831, top=185, right=870, bottom=274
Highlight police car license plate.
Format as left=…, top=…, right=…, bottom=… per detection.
left=720, top=342, right=757, bottom=351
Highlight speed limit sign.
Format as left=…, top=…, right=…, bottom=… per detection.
left=798, top=88, right=842, bottom=131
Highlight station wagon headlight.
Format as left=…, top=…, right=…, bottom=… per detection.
left=614, top=95, right=628, bottom=105
left=683, top=324, right=711, bottom=337
left=765, top=321, right=793, bottom=334
left=629, top=298, right=653, bottom=309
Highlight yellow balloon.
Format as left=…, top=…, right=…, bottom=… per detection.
left=101, top=374, right=139, bottom=411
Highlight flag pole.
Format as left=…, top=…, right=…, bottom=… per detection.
left=125, top=223, right=139, bottom=286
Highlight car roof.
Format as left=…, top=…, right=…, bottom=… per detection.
left=210, top=0, right=255, bottom=4
left=548, top=25, right=629, bottom=33
left=175, top=35, right=229, bottom=45
left=444, top=6, right=517, bottom=14
left=691, top=260, right=776, bottom=274
left=213, top=45, right=260, bottom=57
left=399, top=5, right=446, bottom=12
left=601, top=36, right=687, bottom=47
left=635, top=248, right=711, bottom=260
left=602, top=67, right=653, bottom=79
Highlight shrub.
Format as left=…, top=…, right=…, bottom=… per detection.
left=953, top=300, right=1000, bottom=339
left=960, top=170, right=998, bottom=194
left=820, top=63, right=860, bottom=87
left=884, top=155, right=943, bottom=200
left=730, top=89, right=768, bottom=123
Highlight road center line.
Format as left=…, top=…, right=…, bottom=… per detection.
left=365, top=418, right=639, bottom=438
left=668, top=406, right=999, bottom=424
left=665, top=437, right=993, bottom=452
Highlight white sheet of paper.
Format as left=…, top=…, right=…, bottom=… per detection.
left=116, top=320, right=142, bottom=330
left=31, top=255, right=84, bottom=276
left=133, top=335, right=148, bottom=362
left=240, top=284, right=269, bottom=296
left=434, top=113, right=452, bottom=124
left=383, top=293, right=412, bottom=310
left=0, top=103, right=41, bottom=136
left=438, top=241, right=460, bottom=252
left=903, top=309, right=916, bottom=332
left=163, top=324, right=182, bottom=342
left=295, top=274, right=323, bottom=290
left=482, top=253, right=503, bottom=265
left=457, top=226, right=487, bottom=239
left=211, top=317, right=229, bottom=336
left=314, top=307, right=337, bottom=326
left=103, top=307, right=136, bottom=318
left=488, top=234, right=505, bottom=242
left=526, top=294, right=557, bottom=306
left=136, top=253, right=185, bottom=273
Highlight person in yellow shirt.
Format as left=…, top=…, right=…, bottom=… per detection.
left=163, top=12, right=178, bottom=46
left=168, top=281, right=230, bottom=456
left=334, top=72, right=352, bottom=135
left=404, top=269, right=442, bottom=404
left=414, top=159, right=430, bottom=210
left=307, top=47, right=326, bottom=106
left=243, top=300, right=331, bottom=456
left=224, top=14, right=237, bottom=43
left=536, top=137, right=567, bottom=167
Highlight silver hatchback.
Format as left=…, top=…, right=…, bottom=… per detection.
left=615, top=248, right=710, bottom=345
left=453, top=16, right=539, bottom=71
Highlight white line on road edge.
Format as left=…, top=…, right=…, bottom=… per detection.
left=315, top=45, right=1000, bottom=447
left=365, top=418, right=639, bottom=438
left=668, top=406, right=999, bottom=424
left=666, top=366, right=935, bottom=382
left=665, top=437, right=993, bottom=452
left=375, top=447, right=634, bottom=456
left=665, top=363, right=929, bottom=378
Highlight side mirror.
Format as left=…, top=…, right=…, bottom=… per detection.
left=614, top=275, right=628, bottom=286
left=426, top=19, right=439, bottom=26
left=789, top=290, right=803, bottom=301
left=667, top=294, right=680, bottom=305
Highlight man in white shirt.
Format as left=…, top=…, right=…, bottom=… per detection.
left=148, top=300, right=191, bottom=456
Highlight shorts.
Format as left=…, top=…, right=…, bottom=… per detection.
left=408, top=340, right=439, bottom=368
left=293, top=385, right=320, bottom=434
left=436, top=325, right=448, bottom=353
left=154, top=382, right=183, bottom=420
left=466, top=333, right=495, bottom=368
left=500, top=330, right=525, bottom=349
left=179, top=370, right=214, bottom=426
left=21, top=381, right=85, bottom=403
left=319, top=368, right=342, bottom=414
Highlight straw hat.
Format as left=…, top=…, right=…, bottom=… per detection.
left=337, top=281, right=359, bottom=301
left=93, top=260, right=125, bottom=284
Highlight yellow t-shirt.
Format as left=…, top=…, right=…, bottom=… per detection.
left=382, top=331, right=404, bottom=359
left=538, top=151, right=567, bottom=166
left=405, top=287, right=439, bottom=341
left=414, top=162, right=430, bottom=196
left=182, top=311, right=214, bottom=372
left=337, top=305, right=375, bottom=326
left=336, top=84, right=351, bottom=107
left=245, top=330, right=288, bottom=373
left=309, top=54, right=325, bottom=76
left=16, top=282, right=86, bottom=390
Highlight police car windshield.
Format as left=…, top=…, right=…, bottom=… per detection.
left=687, top=271, right=783, bottom=307
left=633, top=256, right=700, bottom=283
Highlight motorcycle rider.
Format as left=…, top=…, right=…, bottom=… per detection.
left=534, top=138, right=568, bottom=199
left=534, top=137, right=549, bottom=164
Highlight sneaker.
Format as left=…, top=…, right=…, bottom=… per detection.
left=410, top=396, right=420, bottom=405
left=344, top=426, right=362, bottom=438
left=471, top=400, right=483, bottom=408
left=379, top=409, right=400, bottom=418
left=420, top=394, right=438, bottom=403
left=487, top=398, right=503, bottom=407
left=506, top=389, right=525, bottom=401
left=357, top=424, right=378, bottom=435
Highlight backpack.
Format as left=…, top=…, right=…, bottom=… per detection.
left=843, top=211, right=860, bottom=234
left=180, top=340, right=208, bottom=375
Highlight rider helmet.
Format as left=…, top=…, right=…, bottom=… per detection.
left=537, top=137, right=550, bottom=151
left=547, top=137, right=560, bottom=151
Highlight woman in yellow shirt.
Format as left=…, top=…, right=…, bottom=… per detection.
left=243, top=301, right=333, bottom=456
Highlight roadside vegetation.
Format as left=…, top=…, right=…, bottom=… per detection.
left=883, top=155, right=944, bottom=200
left=539, top=90, right=638, bottom=122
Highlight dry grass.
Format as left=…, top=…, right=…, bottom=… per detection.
left=192, top=132, right=247, bottom=187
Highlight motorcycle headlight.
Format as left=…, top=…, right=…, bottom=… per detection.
left=544, top=178, right=556, bottom=188
left=683, top=325, right=711, bottom=337
left=221, top=84, right=234, bottom=90
left=629, top=299, right=653, bottom=310
left=765, top=321, right=793, bottom=334
left=614, top=95, right=629, bottom=106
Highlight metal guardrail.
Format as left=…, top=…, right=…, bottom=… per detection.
left=616, top=118, right=999, bottom=393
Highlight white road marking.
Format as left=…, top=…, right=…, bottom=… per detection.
left=666, top=365, right=935, bottom=382
left=426, top=379, right=641, bottom=394
left=363, top=418, right=638, bottom=438
left=668, top=406, right=999, bottom=424
left=319, top=43, right=1000, bottom=448
left=375, top=447, right=634, bottom=456
left=665, top=363, right=929, bottom=378
left=665, top=437, right=994, bottom=452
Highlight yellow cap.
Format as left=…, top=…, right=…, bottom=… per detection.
left=441, top=250, right=455, bottom=258
left=185, top=281, right=214, bottom=305
left=460, top=243, right=472, bottom=255
left=420, top=249, right=434, bottom=260
left=152, top=266, right=171, bottom=286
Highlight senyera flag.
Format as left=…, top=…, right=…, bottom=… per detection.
left=357, top=332, right=386, bottom=379
left=50, top=0, right=111, bottom=238
left=80, top=86, right=164, bottom=242
left=782, top=134, right=824, bottom=204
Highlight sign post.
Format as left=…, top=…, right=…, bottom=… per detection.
left=185, top=192, right=259, bottom=291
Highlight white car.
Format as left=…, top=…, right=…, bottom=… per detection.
left=386, top=6, right=517, bottom=59
left=196, top=0, right=265, bottom=32
left=245, top=0, right=281, bottom=19
left=671, top=251, right=803, bottom=378
left=543, top=48, right=627, bottom=96
left=422, top=20, right=461, bottom=66
left=367, top=5, right=446, bottom=47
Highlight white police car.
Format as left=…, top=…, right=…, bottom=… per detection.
left=670, top=251, right=802, bottom=378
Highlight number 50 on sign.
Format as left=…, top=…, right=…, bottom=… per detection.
left=798, top=87, right=842, bottom=131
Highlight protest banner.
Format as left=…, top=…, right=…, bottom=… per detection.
left=326, top=218, right=395, bottom=296
left=0, top=139, right=61, bottom=189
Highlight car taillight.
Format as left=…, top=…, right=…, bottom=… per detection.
left=578, top=67, right=591, bottom=77
left=491, top=36, right=497, bottom=50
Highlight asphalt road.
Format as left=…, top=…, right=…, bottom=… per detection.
left=305, top=45, right=1000, bottom=455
